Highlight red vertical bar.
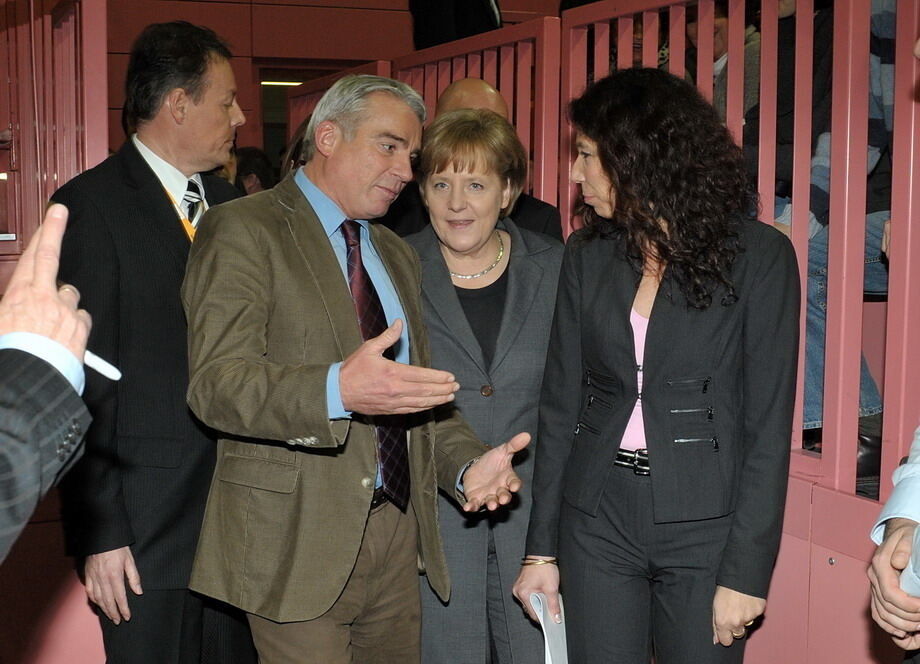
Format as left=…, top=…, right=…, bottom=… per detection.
left=724, top=0, right=745, bottom=143
left=560, top=21, right=588, bottom=237
left=452, top=55, right=466, bottom=82
left=787, top=0, right=815, bottom=471
left=467, top=52, right=482, bottom=79
left=515, top=40, right=533, bottom=162
left=822, top=0, right=870, bottom=492
left=499, top=44, right=514, bottom=116
left=42, top=10, right=53, bottom=203
left=483, top=48, right=498, bottom=87
left=594, top=20, right=610, bottom=80
left=617, top=15, right=633, bottom=70
left=668, top=4, right=686, bottom=78
left=880, top=0, right=920, bottom=500
left=532, top=17, right=560, bottom=207
left=437, top=59, right=451, bottom=96
left=409, top=68, right=424, bottom=96
left=641, top=10, right=658, bottom=68
left=756, top=0, right=778, bottom=219
left=424, top=63, right=438, bottom=124
left=697, top=0, right=715, bottom=102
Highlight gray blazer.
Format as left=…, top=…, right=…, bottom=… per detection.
left=0, top=349, right=90, bottom=562
left=405, top=219, right=563, bottom=663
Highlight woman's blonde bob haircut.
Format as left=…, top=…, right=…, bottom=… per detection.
left=417, top=108, right=528, bottom=218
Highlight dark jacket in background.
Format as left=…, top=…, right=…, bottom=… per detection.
left=410, top=0, right=502, bottom=50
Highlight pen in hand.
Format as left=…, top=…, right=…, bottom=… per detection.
left=85, top=349, right=121, bottom=380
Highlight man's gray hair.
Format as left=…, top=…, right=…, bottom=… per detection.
left=301, top=75, right=426, bottom=162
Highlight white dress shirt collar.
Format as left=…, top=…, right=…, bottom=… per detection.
left=132, top=134, right=206, bottom=211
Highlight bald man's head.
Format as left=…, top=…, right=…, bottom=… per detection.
left=435, top=78, right=508, bottom=119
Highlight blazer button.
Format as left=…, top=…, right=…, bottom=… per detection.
left=361, top=477, right=374, bottom=489
left=480, top=385, right=494, bottom=397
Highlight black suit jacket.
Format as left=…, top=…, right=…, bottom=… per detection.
left=53, top=141, right=240, bottom=589
left=410, top=0, right=502, bottom=50
left=526, top=218, right=800, bottom=598
left=376, top=180, right=563, bottom=242
left=0, top=350, right=91, bottom=562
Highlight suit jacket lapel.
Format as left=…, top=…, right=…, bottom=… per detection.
left=273, top=175, right=364, bottom=357
left=120, top=141, right=192, bottom=272
left=491, top=220, right=543, bottom=373
left=642, top=268, right=681, bottom=386
left=409, top=226, right=487, bottom=374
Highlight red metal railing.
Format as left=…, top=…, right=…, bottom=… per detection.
left=391, top=17, right=561, bottom=209
left=882, top=0, right=920, bottom=498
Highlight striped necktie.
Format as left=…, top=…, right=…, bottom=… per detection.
left=340, top=219, right=410, bottom=511
left=183, top=180, right=204, bottom=227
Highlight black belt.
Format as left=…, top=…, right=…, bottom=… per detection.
left=370, top=485, right=388, bottom=510
left=614, top=448, right=650, bottom=475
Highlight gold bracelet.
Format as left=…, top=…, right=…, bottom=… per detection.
left=521, top=558, right=558, bottom=566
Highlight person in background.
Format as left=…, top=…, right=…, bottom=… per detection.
left=214, top=144, right=238, bottom=185
left=54, top=21, right=256, bottom=664
left=686, top=0, right=761, bottom=121
left=281, top=116, right=309, bottom=178
left=405, top=109, right=563, bottom=663
left=234, top=146, right=276, bottom=194
left=0, top=204, right=91, bottom=563
left=513, top=68, right=799, bottom=662
left=741, top=0, right=888, bottom=477
left=377, top=77, right=562, bottom=241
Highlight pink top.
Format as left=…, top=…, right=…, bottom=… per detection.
left=619, top=308, right=648, bottom=451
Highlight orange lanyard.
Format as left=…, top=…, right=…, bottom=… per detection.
left=164, top=187, right=199, bottom=242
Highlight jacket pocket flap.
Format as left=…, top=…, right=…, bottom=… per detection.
left=218, top=455, right=299, bottom=494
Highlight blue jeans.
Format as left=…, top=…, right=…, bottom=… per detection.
left=803, top=210, right=888, bottom=429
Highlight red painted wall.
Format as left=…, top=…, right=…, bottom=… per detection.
left=103, top=0, right=558, bottom=152
left=103, top=0, right=417, bottom=151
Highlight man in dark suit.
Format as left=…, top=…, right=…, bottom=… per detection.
left=376, top=78, right=563, bottom=241
left=182, top=74, right=530, bottom=664
left=54, top=21, right=255, bottom=664
left=0, top=204, right=91, bottom=562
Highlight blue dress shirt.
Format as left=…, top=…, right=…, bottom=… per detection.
left=872, top=425, right=920, bottom=543
left=293, top=168, right=411, bottom=420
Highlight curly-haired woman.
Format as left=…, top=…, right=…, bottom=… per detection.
left=513, top=68, right=800, bottom=663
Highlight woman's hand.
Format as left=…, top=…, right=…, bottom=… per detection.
left=512, top=558, right=561, bottom=624
left=712, top=585, right=765, bottom=646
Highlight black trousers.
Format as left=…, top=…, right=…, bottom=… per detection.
left=99, top=588, right=257, bottom=664
left=558, top=465, right=746, bottom=664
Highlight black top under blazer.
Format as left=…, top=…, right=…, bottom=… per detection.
left=53, top=141, right=240, bottom=588
left=526, top=218, right=800, bottom=599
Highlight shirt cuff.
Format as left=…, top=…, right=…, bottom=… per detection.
left=0, top=332, right=84, bottom=395
left=455, top=456, right=481, bottom=499
left=326, top=362, right=351, bottom=419
left=871, top=475, right=920, bottom=543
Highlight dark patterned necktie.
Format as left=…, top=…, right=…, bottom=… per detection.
left=183, top=180, right=203, bottom=227
left=340, top=219, right=410, bottom=511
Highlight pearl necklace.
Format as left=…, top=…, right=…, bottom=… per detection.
left=448, top=231, right=504, bottom=280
